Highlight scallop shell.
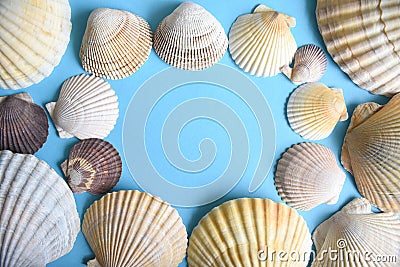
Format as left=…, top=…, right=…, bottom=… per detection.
left=317, top=0, right=400, bottom=96
left=153, top=2, right=228, bottom=70
left=229, top=4, right=297, bottom=77
left=0, top=150, right=80, bottom=266
left=0, top=93, right=48, bottom=154
left=45, top=74, right=119, bottom=139
left=0, top=0, right=71, bottom=89
left=188, top=198, right=312, bottom=266
left=281, top=44, right=327, bottom=84
left=312, top=198, right=400, bottom=266
left=287, top=82, right=348, bottom=140
left=341, top=93, right=400, bottom=213
left=61, top=138, right=122, bottom=194
left=82, top=190, right=187, bottom=267
left=275, top=142, right=346, bottom=211
left=80, top=8, right=153, bottom=80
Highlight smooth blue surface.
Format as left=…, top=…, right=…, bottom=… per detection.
left=0, top=0, right=389, bottom=266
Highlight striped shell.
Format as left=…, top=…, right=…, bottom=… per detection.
left=46, top=74, right=119, bottom=139
left=80, top=8, right=153, bottom=79
left=0, top=0, right=71, bottom=89
left=153, top=2, right=228, bottom=70
left=0, top=93, right=48, bottom=154
left=229, top=4, right=297, bottom=77
left=61, top=138, right=122, bottom=195
left=82, top=190, right=187, bottom=267
left=287, top=82, right=348, bottom=140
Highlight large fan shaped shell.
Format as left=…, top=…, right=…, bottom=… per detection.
left=188, top=198, right=312, bottom=266
left=0, top=150, right=80, bottom=266
left=153, top=2, right=228, bottom=70
left=80, top=8, right=153, bottom=79
left=317, top=0, right=400, bottom=96
left=82, top=190, right=187, bottom=267
left=0, top=0, right=71, bottom=89
left=46, top=74, right=119, bottom=139
left=229, top=4, right=297, bottom=77
left=0, top=93, right=48, bottom=154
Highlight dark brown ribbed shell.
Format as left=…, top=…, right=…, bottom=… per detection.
left=61, top=138, right=122, bottom=195
left=0, top=93, right=48, bottom=154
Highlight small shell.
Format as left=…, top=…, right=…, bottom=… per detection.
left=82, top=190, right=187, bottom=267
left=153, top=2, right=228, bottom=70
left=0, top=150, right=80, bottom=266
left=0, top=93, right=48, bottom=154
left=275, top=142, right=346, bottom=211
left=80, top=8, right=153, bottom=79
left=312, top=198, right=400, bottom=266
left=281, top=44, right=327, bottom=84
left=287, top=82, right=348, bottom=140
left=0, top=0, right=71, bottom=89
left=46, top=74, right=119, bottom=139
left=188, top=198, right=312, bottom=266
left=229, top=4, right=297, bottom=77
left=61, top=138, right=122, bottom=195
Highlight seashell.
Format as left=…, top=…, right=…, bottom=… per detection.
left=0, top=93, right=48, bottom=154
left=80, top=8, right=153, bottom=80
left=0, top=150, right=80, bottom=266
left=188, top=198, right=312, bottom=266
left=46, top=74, right=119, bottom=139
left=317, top=0, right=400, bottom=96
left=275, top=142, right=346, bottom=211
left=281, top=44, right=327, bottom=84
left=312, top=198, right=400, bottom=266
left=229, top=4, right=297, bottom=77
left=61, top=138, right=122, bottom=195
left=153, top=2, right=228, bottom=70
left=287, top=82, right=348, bottom=140
left=0, top=0, right=71, bottom=90
left=341, top=93, right=400, bottom=213
left=82, top=190, right=187, bottom=267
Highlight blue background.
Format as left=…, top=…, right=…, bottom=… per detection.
left=0, top=0, right=388, bottom=266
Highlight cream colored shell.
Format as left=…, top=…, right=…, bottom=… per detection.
left=188, top=198, right=312, bottom=266
left=0, top=0, right=71, bottom=89
left=287, top=82, right=348, bottom=140
left=229, top=4, right=297, bottom=77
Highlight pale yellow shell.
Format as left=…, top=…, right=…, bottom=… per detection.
left=153, top=2, right=228, bottom=70
left=312, top=198, right=400, bottom=266
left=0, top=0, right=71, bottom=89
left=287, top=82, right=348, bottom=140
left=275, top=142, right=346, bottom=211
left=229, top=4, right=297, bottom=77
left=82, top=190, right=187, bottom=267
left=188, top=198, right=312, bottom=266
left=341, top=93, right=400, bottom=213
left=80, top=8, right=153, bottom=79
left=317, top=0, right=400, bottom=96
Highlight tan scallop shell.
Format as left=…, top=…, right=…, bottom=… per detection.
left=0, top=150, right=80, bottom=266
left=0, top=0, right=71, bottom=89
left=287, top=82, right=348, bottom=140
left=0, top=93, right=48, bottom=154
left=46, top=74, right=119, bottom=139
left=188, top=198, right=312, bottom=266
left=312, top=198, right=400, bottom=266
left=229, top=4, right=297, bottom=77
left=61, top=138, right=122, bottom=195
left=275, top=142, right=346, bottom=211
left=82, top=190, right=187, bottom=267
left=317, top=0, right=400, bottom=96
left=80, top=8, right=153, bottom=79
left=341, top=93, right=400, bottom=213
left=153, top=2, right=228, bottom=70
left=281, top=44, right=327, bottom=84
